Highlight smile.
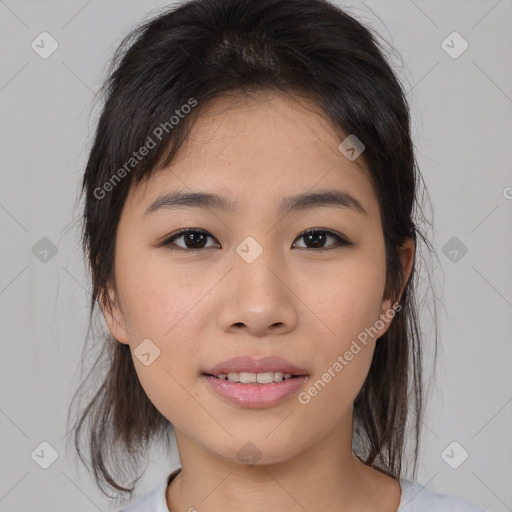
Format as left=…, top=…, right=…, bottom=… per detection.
left=202, top=373, right=309, bottom=408
left=207, top=371, right=296, bottom=383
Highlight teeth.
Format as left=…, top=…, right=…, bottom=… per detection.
left=214, top=372, right=295, bottom=383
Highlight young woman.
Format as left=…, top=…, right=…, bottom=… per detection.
left=67, top=0, right=485, bottom=511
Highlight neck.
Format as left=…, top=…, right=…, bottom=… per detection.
left=166, top=423, right=399, bottom=512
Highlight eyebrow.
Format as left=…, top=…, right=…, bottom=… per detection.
left=143, top=188, right=368, bottom=217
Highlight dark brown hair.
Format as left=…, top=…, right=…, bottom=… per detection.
left=66, top=0, right=439, bottom=502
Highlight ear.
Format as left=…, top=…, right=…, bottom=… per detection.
left=377, top=237, right=415, bottom=337
left=99, top=286, right=130, bottom=345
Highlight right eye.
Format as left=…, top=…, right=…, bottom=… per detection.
left=159, top=228, right=220, bottom=252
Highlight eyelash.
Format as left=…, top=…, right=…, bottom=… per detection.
left=158, top=228, right=353, bottom=253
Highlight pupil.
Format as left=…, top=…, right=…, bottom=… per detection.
left=187, top=232, right=206, bottom=248
left=306, top=231, right=325, bottom=248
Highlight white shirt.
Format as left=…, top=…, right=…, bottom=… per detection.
left=118, top=467, right=486, bottom=512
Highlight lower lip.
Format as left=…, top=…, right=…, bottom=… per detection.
left=202, top=375, right=309, bottom=408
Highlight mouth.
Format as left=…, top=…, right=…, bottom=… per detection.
left=202, top=354, right=309, bottom=380
left=201, top=355, right=309, bottom=408
left=202, top=371, right=305, bottom=384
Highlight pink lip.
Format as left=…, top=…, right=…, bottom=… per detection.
left=203, top=374, right=309, bottom=408
left=203, top=355, right=309, bottom=376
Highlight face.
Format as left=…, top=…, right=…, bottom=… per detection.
left=103, top=90, right=413, bottom=467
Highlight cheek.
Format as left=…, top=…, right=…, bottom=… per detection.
left=121, top=282, right=208, bottom=427
left=297, top=252, right=386, bottom=393
left=297, top=287, right=381, bottom=418
left=131, top=358, right=204, bottom=440
left=300, top=254, right=387, bottom=341
left=116, top=247, right=208, bottom=340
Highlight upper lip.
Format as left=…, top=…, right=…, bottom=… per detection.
left=203, top=355, right=309, bottom=376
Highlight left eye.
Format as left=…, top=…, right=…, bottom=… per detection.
left=159, top=228, right=352, bottom=252
left=293, top=228, right=351, bottom=250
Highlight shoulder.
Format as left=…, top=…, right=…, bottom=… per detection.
left=118, top=475, right=172, bottom=512
left=399, top=479, right=487, bottom=512
left=118, top=467, right=181, bottom=512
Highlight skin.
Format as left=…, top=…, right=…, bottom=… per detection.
left=102, top=90, right=414, bottom=512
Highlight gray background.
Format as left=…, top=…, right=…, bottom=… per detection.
left=0, top=0, right=511, bottom=510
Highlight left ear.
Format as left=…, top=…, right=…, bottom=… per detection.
left=377, top=237, right=415, bottom=337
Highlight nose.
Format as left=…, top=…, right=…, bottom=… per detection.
left=216, top=248, right=299, bottom=337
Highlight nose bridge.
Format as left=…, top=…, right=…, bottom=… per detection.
left=233, top=233, right=282, bottom=297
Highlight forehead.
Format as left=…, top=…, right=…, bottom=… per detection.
left=126, top=90, right=379, bottom=222
left=176, top=90, right=354, bottom=165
